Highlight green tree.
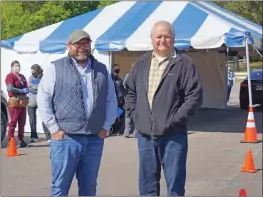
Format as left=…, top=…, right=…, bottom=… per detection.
left=1, top=2, right=32, bottom=40
left=1, top=1, right=71, bottom=40
left=97, top=1, right=117, bottom=9
left=214, top=1, right=263, bottom=25
left=30, top=1, right=71, bottom=30
left=21, top=1, right=45, bottom=13
left=64, top=1, right=100, bottom=18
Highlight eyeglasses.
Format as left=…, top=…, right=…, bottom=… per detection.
left=71, top=42, right=90, bottom=48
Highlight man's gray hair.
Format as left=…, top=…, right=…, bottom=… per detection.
left=150, top=21, right=175, bottom=38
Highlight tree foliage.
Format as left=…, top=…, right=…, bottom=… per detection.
left=214, top=1, right=263, bottom=26
left=1, top=1, right=72, bottom=39
left=30, top=2, right=71, bottom=30
left=97, top=1, right=118, bottom=9
left=1, top=2, right=32, bottom=39
left=63, top=1, right=100, bottom=18
left=1, top=1, right=262, bottom=40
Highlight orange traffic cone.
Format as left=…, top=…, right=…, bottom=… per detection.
left=239, top=189, right=247, bottom=196
left=240, top=149, right=257, bottom=173
left=5, top=137, right=19, bottom=156
left=241, top=107, right=262, bottom=143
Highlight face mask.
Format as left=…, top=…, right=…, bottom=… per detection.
left=32, top=73, right=37, bottom=77
left=115, top=69, right=120, bottom=74
left=12, top=65, right=20, bottom=73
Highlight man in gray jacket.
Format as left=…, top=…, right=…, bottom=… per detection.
left=123, top=64, right=137, bottom=138
left=125, top=21, right=203, bottom=196
left=28, top=64, right=50, bottom=142
left=37, top=30, right=118, bottom=196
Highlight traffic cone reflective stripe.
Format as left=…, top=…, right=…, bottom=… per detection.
left=241, top=107, right=262, bottom=143
left=247, top=109, right=254, bottom=120
left=245, top=121, right=255, bottom=128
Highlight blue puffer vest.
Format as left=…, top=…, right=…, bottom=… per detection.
left=52, top=55, right=108, bottom=135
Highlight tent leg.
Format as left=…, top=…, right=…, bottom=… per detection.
left=252, top=45, right=263, bottom=58
left=245, top=37, right=253, bottom=107
left=109, top=51, right=113, bottom=70
left=226, top=47, right=229, bottom=103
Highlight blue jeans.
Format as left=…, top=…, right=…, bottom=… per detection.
left=137, top=132, right=188, bottom=196
left=50, top=134, right=104, bottom=196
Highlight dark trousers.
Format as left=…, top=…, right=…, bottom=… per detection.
left=112, top=111, right=125, bottom=135
left=50, top=134, right=104, bottom=196
left=8, top=107, right=26, bottom=142
left=137, top=132, right=188, bottom=196
left=28, top=106, right=51, bottom=140
left=227, top=80, right=233, bottom=101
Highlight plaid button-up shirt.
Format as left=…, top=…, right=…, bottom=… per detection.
left=148, top=50, right=177, bottom=109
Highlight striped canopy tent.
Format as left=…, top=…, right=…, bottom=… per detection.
left=1, top=1, right=262, bottom=53
left=1, top=1, right=262, bottom=135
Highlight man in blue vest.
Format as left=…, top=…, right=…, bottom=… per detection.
left=37, top=29, right=118, bottom=196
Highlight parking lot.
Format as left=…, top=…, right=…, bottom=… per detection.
left=1, top=82, right=262, bottom=196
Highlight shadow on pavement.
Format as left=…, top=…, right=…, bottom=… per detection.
left=188, top=105, right=262, bottom=134
left=28, top=144, right=50, bottom=148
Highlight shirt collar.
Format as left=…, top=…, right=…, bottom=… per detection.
left=71, top=57, right=91, bottom=69
left=152, top=49, right=177, bottom=59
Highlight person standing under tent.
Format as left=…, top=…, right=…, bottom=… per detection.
left=125, top=21, right=203, bottom=196
left=123, top=63, right=138, bottom=138
left=227, top=64, right=236, bottom=102
left=5, top=60, right=29, bottom=148
left=27, top=64, right=51, bottom=143
left=111, top=64, right=125, bottom=135
left=37, top=29, right=118, bottom=196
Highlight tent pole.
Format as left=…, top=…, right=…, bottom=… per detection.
left=245, top=37, right=253, bottom=107
left=252, top=45, right=263, bottom=58
left=226, top=46, right=229, bottom=102
left=109, top=51, right=113, bottom=71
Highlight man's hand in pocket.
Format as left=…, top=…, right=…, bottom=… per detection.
left=98, top=128, right=108, bottom=139
left=52, top=130, right=65, bottom=141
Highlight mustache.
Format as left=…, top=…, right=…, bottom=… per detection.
left=69, top=51, right=90, bottom=57
left=78, top=51, right=90, bottom=53
left=77, top=49, right=90, bottom=53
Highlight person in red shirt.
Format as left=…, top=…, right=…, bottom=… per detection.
left=5, top=60, right=29, bottom=148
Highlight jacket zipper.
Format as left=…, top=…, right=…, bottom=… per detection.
left=88, top=68, right=95, bottom=123
left=150, top=110, right=154, bottom=141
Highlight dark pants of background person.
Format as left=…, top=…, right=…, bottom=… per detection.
left=123, top=112, right=138, bottom=137
left=137, top=131, right=188, bottom=196
left=8, top=107, right=26, bottom=142
left=112, top=110, right=125, bottom=135
left=50, top=134, right=104, bottom=196
left=227, top=80, right=233, bottom=101
left=28, top=106, right=51, bottom=140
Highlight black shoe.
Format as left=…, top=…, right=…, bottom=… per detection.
left=19, top=140, right=28, bottom=148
